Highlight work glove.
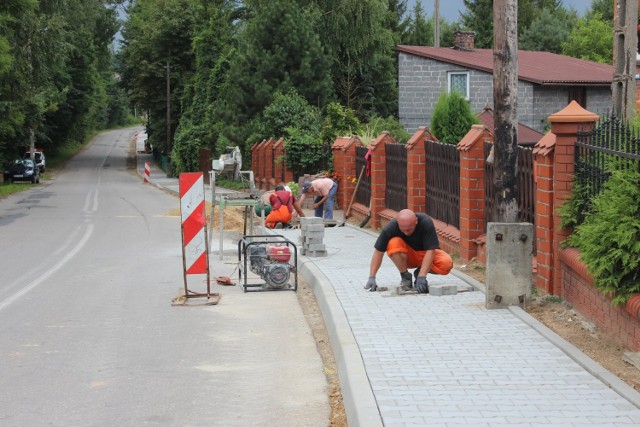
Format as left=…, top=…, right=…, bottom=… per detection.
left=415, top=276, right=429, bottom=294
left=364, top=276, right=377, bottom=292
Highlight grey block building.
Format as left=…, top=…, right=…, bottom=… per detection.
left=398, top=32, right=613, bottom=134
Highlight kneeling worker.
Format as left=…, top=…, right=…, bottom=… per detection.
left=365, top=209, right=453, bottom=293
left=266, top=185, right=304, bottom=228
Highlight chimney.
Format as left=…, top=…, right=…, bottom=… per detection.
left=453, top=31, right=476, bottom=51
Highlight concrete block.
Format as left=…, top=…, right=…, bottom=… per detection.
left=303, top=236, right=324, bottom=244
left=300, top=217, right=323, bottom=227
left=303, top=230, right=324, bottom=239
left=457, top=283, right=476, bottom=293
left=306, top=250, right=327, bottom=257
left=429, top=284, right=458, bottom=296
left=305, top=243, right=326, bottom=251
left=302, top=224, right=325, bottom=232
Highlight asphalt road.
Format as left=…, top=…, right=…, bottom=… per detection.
left=0, top=128, right=329, bottom=426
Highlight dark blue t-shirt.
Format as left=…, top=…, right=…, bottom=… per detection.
left=374, top=213, right=440, bottom=252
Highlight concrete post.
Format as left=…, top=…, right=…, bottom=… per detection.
left=486, top=222, right=534, bottom=309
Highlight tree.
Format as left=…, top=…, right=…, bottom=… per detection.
left=321, top=102, right=362, bottom=146
left=256, top=89, right=323, bottom=178
left=43, top=0, right=119, bottom=146
left=402, top=1, right=433, bottom=46
left=314, top=0, right=397, bottom=118
left=460, top=0, right=493, bottom=48
left=520, top=8, right=572, bottom=53
left=216, top=0, right=333, bottom=153
left=561, top=13, right=613, bottom=64
left=258, top=89, right=321, bottom=140
left=120, top=0, right=196, bottom=156
left=439, top=19, right=463, bottom=48
left=0, top=0, right=119, bottom=166
left=461, top=0, right=567, bottom=48
left=430, top=91, right=479, bottom=144
left=171, top=0, right=238, bottom=172
left=386, top=0, right=410, bottom=45
left=586, top=0, right=614, bottom=22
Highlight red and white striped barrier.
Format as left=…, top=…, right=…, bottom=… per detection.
left=144, top=162, right=150, bottom=183
left=179, top=172, right=208, bottom=275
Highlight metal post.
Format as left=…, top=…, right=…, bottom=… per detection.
left=166, top=61, right=171, bottom=177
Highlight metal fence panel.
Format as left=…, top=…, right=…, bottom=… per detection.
left=576, top=116, right=640, bottom=219
left=484, top=142, right=536, bottom=253
left=355, top=145, right=371, bottom=206
left=385, top=143, right=408, bottom=211
left=484, top=142, right=535, bottom=224
left=425, top=140, right=460, bottom=228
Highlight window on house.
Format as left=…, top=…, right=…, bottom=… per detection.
left=568, top=87, right=586, bottom=108
left=448, top=72, right=469, bottom=99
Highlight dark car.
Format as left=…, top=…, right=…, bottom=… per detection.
left=3, top=159, right=40, bottom=184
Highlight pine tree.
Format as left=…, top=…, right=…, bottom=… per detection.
left=403, top=1, right=433, bottom=46
left=218, top=0, right=333, bottom=150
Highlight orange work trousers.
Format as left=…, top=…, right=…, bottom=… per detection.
left=265, top=205, right=292, bottom=228
left=386, top=237, right=453, bottom=275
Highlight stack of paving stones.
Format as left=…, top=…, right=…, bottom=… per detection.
left=298, top=217, right=327, bottom=257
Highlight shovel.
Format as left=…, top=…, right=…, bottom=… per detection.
left=338, top=166, right=365, bottom=227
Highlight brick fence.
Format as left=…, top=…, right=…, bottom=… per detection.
left=250, top=102, right=640, bottom=350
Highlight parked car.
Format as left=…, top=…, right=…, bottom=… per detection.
left=3, top=159, right=40, bottom=184
left=23, top=150, right=45, bottom=172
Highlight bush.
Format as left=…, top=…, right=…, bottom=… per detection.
left=321, top=103, right=362, bottom=145
left=360, top=115, right=411, bottom=144
left=259, top=89, right=321, bottom=139
left=431, top=91, right=479, bottom=144
left=171, top=121, right=202, bottom=174
left=284, top=127, right=325, bottom=177
left=566, top=165, right=640, bottom=305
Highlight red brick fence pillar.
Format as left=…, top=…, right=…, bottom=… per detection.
left=331, top=136, right=363, bottom=211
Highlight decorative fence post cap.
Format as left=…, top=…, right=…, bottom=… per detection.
left=548, top=101, right=599, bottom=123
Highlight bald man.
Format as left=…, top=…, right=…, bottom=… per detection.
left=366, top=209, right=453, bottom=294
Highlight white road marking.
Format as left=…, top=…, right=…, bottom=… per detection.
left=0, top=224, right=94, bottom=313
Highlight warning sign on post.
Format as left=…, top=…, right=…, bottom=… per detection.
left=180, top=172, right=207, bottom=274
left=174, top=172, right=219, bottom=305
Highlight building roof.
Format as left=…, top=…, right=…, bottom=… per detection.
left=397, top=45, right=613, bottom=86
left=477, top=107, right=543, bottom=145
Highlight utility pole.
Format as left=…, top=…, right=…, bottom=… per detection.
left=492, top=0, right=519, bottom=223
left=434, top=0, right=440, bottom=47
left=611, top=0, right=638, bottom=120
left=165, top=61, right=171, bottom=177
left=486, top=0, right=532, bottom=310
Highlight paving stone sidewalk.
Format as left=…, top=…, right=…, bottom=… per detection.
left=135, top=130, right=640, bottom=426
left=275, top=225, right=640, bottom=427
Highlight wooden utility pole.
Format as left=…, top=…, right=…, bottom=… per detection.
left=611, top=0, right=638, bottom=120
left=492, top=0, right=519, bottom=223
left=434, top=0, right=440, bottom=47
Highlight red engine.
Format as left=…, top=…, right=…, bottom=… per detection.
left=268, top=245, right=291, bottom=262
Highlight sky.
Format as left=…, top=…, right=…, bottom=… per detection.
left=408, top=0, right=591, bottom=22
